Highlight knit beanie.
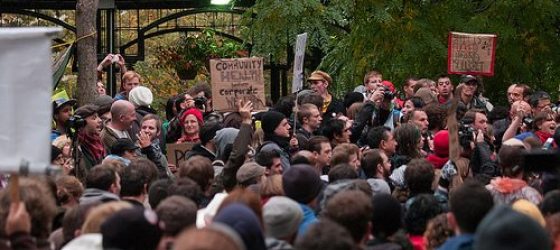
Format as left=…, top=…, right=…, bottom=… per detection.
left=199, top=122, right=223, bottom=145
left=128, top=86, right=153, bottom=108
left=474, top=205, right=551, bottom=250
left=180, top=108, right=204, bottom=126
left=433, top=130, right=449, bottom=157
left=263, top=196, right=303, bottom=239
left=282, top=164, right=323, bottom=204
left=261, top=111, right=286, bottom=135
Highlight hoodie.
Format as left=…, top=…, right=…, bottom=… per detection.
left=485, top=177, right=542, bottom=205
left=79, top=188, right=120, bottom=205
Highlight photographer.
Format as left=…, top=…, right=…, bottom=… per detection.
left=72, top=104, right=106, bottom=183
left=461, top=109, right=500, bottom=182
left=352, top=83, right=395, bottom=146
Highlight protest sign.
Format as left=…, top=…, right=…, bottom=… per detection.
left=0, top=27, right=61, bottom=174
left=166, top=142, right=195, bottom=166
left=448, top=32, right=497, bottom=76
left=292, top=33, right=308, bottom=93
left=210, top=57, right=266, bottom=112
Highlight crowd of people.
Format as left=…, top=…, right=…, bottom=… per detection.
left=1, top=53, right=560, bottom=250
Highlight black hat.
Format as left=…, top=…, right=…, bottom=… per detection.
left=51, top=145, right=62, bottom=162
left=93, top=95, right=114, bottom=115
left=101, top=207, right=163, bottom=250
left=200, top=122, right=223, bottom=145
left=74, top=104, right=98, bottom=118
left=282, top=164, right=323, bottom=204
left=52, top=97, right=77, bottom=113
left=110, top=138, right=139, bottom=156
left=460, top=74, right=478, bottom=84
left=261, top=111, right=286, bottom=135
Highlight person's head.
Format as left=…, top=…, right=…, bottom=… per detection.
left=199, top=122, right=222, bottom=147
left=371, top=193, right=402, bottom=240
left=510, top=100, right=532, bottom=120
left=93, top=95, right=114, bottom=124
left=464, top=109, right=488, bottom=133
left=166, top=95, right=180, bottom=121
left=140, top=114, right=162, bottom=141
left=255, top=149, right=283, bottom=175
left=0, top=177, right=57, bottom=240
left=424, top=103, right=447, bottom=132
left=129, top=158, right=159, bottom=189
left=282, top=164, right=323, bottom=205
left=323, top=190, right=373, bottom=244
left=498, top=145, right=526, bottom=178
left=167, top=177, right=204, bottom=207
left=298, top=103, right=322, bottom=131
left=474, top=206, right=551, bottom=250
left=404, top=159, right=435, bottom=196
left=394, top=124, right=422, bottom=158
left=120, top=166, right=147, bottom=198
left=120, top=71, right=141, bottom=93
left=307, top=136, right=332, bottom=168
left=86, top=164, right=121, bottom=194
left=81, top=201, right=132, bottom=234
left=262, top=196, right=303, bottom=243
left=540, top=190, right=560, bottom=217
left=180, top=108, right=204, bottom=138
left=261, top=111, right=290, bottom=138
left=436, top=74, right=453, bottom=98
left=533, top=111, right=557, bottom=134
left=97, top=81, right=106, bottom=95
left=361, top=149, right=391, bottom=179
left=507, top=84, right=524, bottom=105
left=448, top=179, right=494, bottom=234
left=128, top=86, right=153, bottom=108
left=407, top=109, right=429, bottom=134
left=424, top=213, right=454, bottom=250
left=307, top=70, right=332, bottom=96
left=55, top=175, right=84, bottom=207
left=110, top=138, right=139, bottom=160
left=148, top=178, right=174, bottom=209
left=188, top=82, right=213, bottom=112
left=295, top=219, right=356, bottom=250
left=404, top=194, right=443, bottom=236
left=101, top=207, right=163, bottom=250
left=363, top=70, right=383, bottom=91
left=322, top=119, right=351, bottom=144
left=155, top=195, right=198, bottom=236
left=299, top=92, right=324, bottom=113
left=459, top=75, right=479, bottom=99
left=235, top=162, right=266, bottom=187
left=110, top=100, right=137, bottom=129
left=74, top=104, right=102, bottom=136
left=328, top=164, right=359, bottom=183
left=213, top=203, right=266, bottom=250
left=218, top=188, right=264, bottom=226
left=330, top=143, right=360, bottom=171
left=530, top=91, right=553, bottom=114
left=343, top=92, right=365, bottom=111
left=260, top=175, right=284, bottom=200
left=401, top=96, right=425, bottom=118
left=52, top=98, right=77, bottom=126
left=178, top=156, right=214, bottom=192
left=403, top=76, right=419, bottom=98
left=367, top=126, right=397, bottom=156
left=174, top=225, right=245, bottom=250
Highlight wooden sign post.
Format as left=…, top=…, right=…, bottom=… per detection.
left=210, top=57, right=267, bottom=112
left=448, top=32, right=497, bottom=76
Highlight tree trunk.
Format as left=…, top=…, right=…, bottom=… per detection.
left=75, top=0, right=99, bottom=106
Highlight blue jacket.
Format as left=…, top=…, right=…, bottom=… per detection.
left=297, top=204, right=317, bottom=237
left=437, top=234, right=474, bottom=250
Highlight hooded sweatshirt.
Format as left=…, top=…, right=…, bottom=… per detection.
left=485, top=177, right=542, bottom=205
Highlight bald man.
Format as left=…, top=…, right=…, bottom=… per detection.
left=101, top=100, right=137, bottom=150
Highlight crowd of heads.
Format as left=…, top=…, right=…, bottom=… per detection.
left=3, top=66, right=560, bottom=250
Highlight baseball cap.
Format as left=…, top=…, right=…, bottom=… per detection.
left=110, top=138, right=139, bottom=155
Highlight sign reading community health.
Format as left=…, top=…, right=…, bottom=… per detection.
left=210, top=57, right=266, bottom=112
left=448, top=32, right=497, bottom=76
left=0, top=27, right=61, bottom=174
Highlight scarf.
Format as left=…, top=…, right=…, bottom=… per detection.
left=264, top=133, right=291, bottom=151
left=78, top=130, right=105, bottom=162
left=534, top=130, right=553, bottom=144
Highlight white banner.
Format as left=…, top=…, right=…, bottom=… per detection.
left=291, top=33, right=308, bottom=93
left=0, top=27, right=61, bottom=174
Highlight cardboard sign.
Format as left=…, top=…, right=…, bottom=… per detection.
left=166, top=142, right=195, bottom=166
left=292, top=33, right=308, bottom=93
left=210, top=57, right=266, bottom=112
left=0, top=27, right=61, bottom=174
left=448, top=32, right=497, bottom=76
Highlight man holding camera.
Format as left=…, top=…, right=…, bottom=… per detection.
left=51, top=97, right=77, bottom=142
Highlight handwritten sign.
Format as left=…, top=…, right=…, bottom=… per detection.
left=448, top=32, right=497, bottom=76
left=166, top=142, right=194, bottom=166
left=292, top=33, right=308, bottom=93
left=210, top=57, right=266, bottom=112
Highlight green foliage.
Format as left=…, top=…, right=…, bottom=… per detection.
left=246, top=0, right=560, bottom=105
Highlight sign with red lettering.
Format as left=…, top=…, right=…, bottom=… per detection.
left=210, top=57, right=266, bottom=112
left=448, top=32, right=497, bottom=76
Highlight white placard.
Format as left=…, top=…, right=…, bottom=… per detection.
left=291, top=33, right=308, bottom=93
left=0, top=27, right=61, bottom=173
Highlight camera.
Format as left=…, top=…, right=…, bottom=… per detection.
left=522, top=115, right=534, bottom=128
left=66, top=115, right=86, bottom=129
left=194, top=96, right=207, bottom=110
left=458, top=121, right=475, bottom=148
left=382, top=86, right=394, bottom=100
